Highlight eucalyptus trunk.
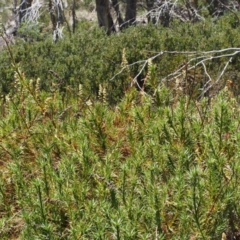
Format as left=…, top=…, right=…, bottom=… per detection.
left=112, top=0, right=124, bottom=30
left=19, top=0, right=32, bottom=23
left=206, top=0, right=229, bottom=16
left=96, top=0, right=115, bottom=34
left=146, top=0, right=156, bottom=24
left=123, top=0, right=137, bottom=28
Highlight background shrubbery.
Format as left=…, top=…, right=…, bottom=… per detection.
left=1, top=13, right=240, bottom=104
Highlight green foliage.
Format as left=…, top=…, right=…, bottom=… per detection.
left=0, top=64, right=240, bottom=239
left=1, top=12, right=240, bottom=104
left=17, top=21, right=45, bottom=42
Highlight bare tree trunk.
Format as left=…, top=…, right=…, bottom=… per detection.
left=49, top=0, right=66, bottom=42
left=206, top=0, right=229, bottom=16
left=13, top=0, right=18, bottom=26
left=96, top=0, right=115, bottom=34
left=19, top=0, right=32, bottom=23
left=72, top=0, right=76, bottom=33
left=123, top=0, right=137, bottom=28
left=146, top=0, right=157, bottom=24
left=190, top=0, right=198, bottom=9
left=49, top=0, right=57, bottom=39
left=112, top=0, right=124, bottom=29
left=159, top=1, right=171, bottom=27
left=55, top=0, right=64, bottom=25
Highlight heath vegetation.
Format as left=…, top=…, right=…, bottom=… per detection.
left=1, top=1, right=240, bottom=239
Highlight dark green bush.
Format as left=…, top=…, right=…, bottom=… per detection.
left=1, top=12, right=240, bottom=104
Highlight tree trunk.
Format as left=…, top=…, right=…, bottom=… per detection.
left=19, top=0, right=32, bottom=23
left=72, top=0, right=76, bottom=33
left=54, top=0, right=64, bottom=25
left=96, top=0, right=115, bottom=34
left=123, top=0, right=137, bottom=28
left=206, top=0, right=229, bottom=16
left=146, top=0, right=157, bottom=24
left=49, top=0, right=66, bottom=42
left=12, top=0, right=19, bottom=30
left=159, top=1, right=171, bottom=27
left=190, top=0, right=198, bottom=9
left=112, top=0, right=124, bottom=30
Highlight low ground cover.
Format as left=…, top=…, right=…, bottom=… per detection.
left=0, top=63, right=240, bottom=239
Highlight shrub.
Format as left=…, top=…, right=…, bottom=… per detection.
left=1, top=13, right=240, bottom=104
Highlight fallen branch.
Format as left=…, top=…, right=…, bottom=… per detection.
left=110, top=48, right=240, bottom=96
